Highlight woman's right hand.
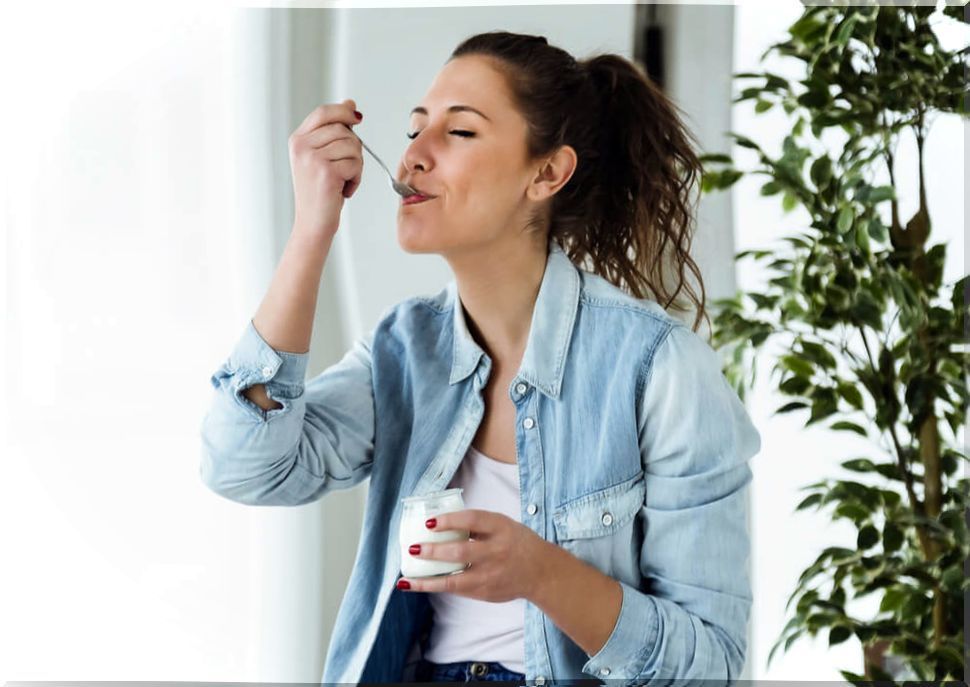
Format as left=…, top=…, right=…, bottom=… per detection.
left=288, top=99, right=363, bottom=238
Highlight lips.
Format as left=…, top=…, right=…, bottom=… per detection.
left=402, top=193, right=435, bottom=205
left=402, top=182, right=437, bottom=199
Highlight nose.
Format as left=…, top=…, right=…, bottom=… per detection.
left=401, top=137, right=432, bottom=178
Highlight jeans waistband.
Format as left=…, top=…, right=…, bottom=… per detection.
left=415, top=658, right=526, bottom=683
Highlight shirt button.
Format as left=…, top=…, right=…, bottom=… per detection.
left=601, top=512, right=614, bottom=526
left=526, top=503, right=538, bottom=515
left=535, top=677, right=546, bottom=685
left=599, top=667, right=611, bottom=677
left=522, top=417, right=535, bottom=430
left=261, top=366, right=273, bottom=378
left=515, top=382, right=528, bottom=395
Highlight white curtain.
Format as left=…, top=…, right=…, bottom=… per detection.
left=0, top=5, right=352, bottom=681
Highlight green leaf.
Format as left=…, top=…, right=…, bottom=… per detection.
left=699, top=153, right=733, bottom=164
left=796, top=492, right=823, bottom=511
left=899, top=590, right=929, bottom=618
left=867, top=185, right=895, bottom=203
left=883, top=521, right=904, bottom=553
left=781, top=354, right=815, bottom=378
left=837, top=206, right=855, bottom=234
left=810, top=155, right=833, bottom=190
left=828, top=624, right=852, bottom=646
left=780, top=375, right=812, bottom=395
left=878, top=489, right=900, bottom=510
left=854, top=224, right=870, bottom=253
left=730, top=133, right=761, bottom=150
left=878, top=587, right=906, bottom=613
left=834, top=15, right=859, bottom=48
left=857, top=524, right=879, bottom=549
left=841, top=458, right=875, bottom=473
left=834, top=501, right=869, bottom=523
left=808, top=388, right=839, bottom=424
left=830, top=421, right=868, bottom=436
left=776, top=401, right=809, bottom=414
left=867, top=217, right=888, bottom=243
left=839, top=670, right=868, bottom=687
left=836, top=382, right=864, bottom=410
left=755, top=98, right=773, bottom=113
left=782, top=191, right=799, bottom=212
left=760, top=180, right=782, bottom=196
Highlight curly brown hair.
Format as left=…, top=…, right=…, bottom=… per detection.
left=451, top=31, right=709, bottom=333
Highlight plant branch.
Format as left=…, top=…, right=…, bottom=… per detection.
left=858, top=327, right=926, bottom=522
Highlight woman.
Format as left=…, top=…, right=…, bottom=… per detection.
left=201, top=31, right=761, bottom=685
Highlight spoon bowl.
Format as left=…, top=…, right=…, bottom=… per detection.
left=344, top=124, right=417, bottom=197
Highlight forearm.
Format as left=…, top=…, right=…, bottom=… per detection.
left=528, top=539, right=623, bottom=657
left=245, top=226, right=334, bottom=411
left=252, top=225, right=333, bottom=353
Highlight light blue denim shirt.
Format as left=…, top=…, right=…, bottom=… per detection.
left=200, top=242, right=761, bottom=686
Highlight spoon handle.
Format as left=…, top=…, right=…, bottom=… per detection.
left=345, top=125, right=393, bottom=180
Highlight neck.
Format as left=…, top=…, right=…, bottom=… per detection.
left=447, top=237, right=548, bottom=368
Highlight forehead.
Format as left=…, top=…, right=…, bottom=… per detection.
left=412, top=55, right=514, bottom=118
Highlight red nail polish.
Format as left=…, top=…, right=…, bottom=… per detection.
left=409, top=544, right=421, bottom=555
left=425, top=518, right=437, bottom=529
left=354, top=110, right=363, bottom=120
left=397, top=579, right=411, bottom=590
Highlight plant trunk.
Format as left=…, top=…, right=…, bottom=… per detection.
left=864, top=639, right=893, bottom=679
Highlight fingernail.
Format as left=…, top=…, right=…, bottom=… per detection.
left=425, top=518, right=437, bottom=529
left=397, top=579, right=411, bottom=590
left=409, top=544, right=421, bottom=555
left=354, top=110, right=363, bottom=120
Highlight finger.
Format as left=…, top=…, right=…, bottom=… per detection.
left=293, top=100, right=358, bottom=137
left=301, top=123, right=360, bottom=152
left=409, top=539, right=479, bottom=564
left=342, top=175, right=360, bottom=199
left=429, top=509, right=497, bottom=535
left=400, top=568, right=473, bottom=594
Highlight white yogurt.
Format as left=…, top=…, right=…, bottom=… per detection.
left=399, top=488, right=470, bottom=578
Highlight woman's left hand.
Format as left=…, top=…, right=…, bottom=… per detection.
left=398, top=509, right=551, bottom=603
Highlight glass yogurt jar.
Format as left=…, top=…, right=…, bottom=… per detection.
left=399, top=488, right=471, bottom=578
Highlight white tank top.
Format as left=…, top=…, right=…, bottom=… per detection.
left=423, top=444, right=526, bottom=674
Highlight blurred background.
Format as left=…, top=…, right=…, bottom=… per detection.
left=0, top=0, right=964, bottom=682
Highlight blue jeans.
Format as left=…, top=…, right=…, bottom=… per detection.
left=414, top=658, right=526, bottom=683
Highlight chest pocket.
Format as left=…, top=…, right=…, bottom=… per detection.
left=552, top=472, right=645, bottom=587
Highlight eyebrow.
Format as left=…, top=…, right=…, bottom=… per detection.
left=410, top=104, right=491, bottom=122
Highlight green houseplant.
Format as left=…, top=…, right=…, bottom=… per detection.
left=699, top=2, right=968, bottom=682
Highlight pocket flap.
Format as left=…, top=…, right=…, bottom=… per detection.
left=553, top=473, right=645, bottom=540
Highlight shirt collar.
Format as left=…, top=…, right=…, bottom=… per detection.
left=449, top=241, right=581, bottom=399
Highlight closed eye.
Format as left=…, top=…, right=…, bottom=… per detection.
left=406, top=130, right=475, bottom=140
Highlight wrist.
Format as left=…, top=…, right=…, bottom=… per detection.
left=528, top=537, right=565, bottom=606
left=292, top=218, right=338, bottom=244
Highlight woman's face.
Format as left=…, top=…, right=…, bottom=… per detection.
left=395, top=55, right=546, bottom=257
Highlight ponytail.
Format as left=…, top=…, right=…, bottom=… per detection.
left=451, top=32, right=708, bottom=332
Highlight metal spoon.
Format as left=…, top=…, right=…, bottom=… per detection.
left=344, top=124, right=417, bottom=197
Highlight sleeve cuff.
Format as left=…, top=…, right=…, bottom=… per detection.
left=211, top=319, right=311, bottom=395
left=582, top=580, right=660, bottom=680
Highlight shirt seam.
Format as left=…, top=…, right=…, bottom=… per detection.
left=635, top=320, right=678, bottom=414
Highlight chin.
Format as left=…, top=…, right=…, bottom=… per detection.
left=396, top=216, right=445, bottom=255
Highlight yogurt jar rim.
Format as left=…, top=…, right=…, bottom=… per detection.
left=401, top=487, right=464, bottom=505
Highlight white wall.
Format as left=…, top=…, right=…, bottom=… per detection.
left=1, top=5, right=272, bottom=681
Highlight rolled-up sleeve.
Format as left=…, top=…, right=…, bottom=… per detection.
left=199, top=319, right=375, bottom=506
left=583, top=322, right=761, bottom=684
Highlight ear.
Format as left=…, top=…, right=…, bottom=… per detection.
left=527, top=144, right=578, bottom=202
